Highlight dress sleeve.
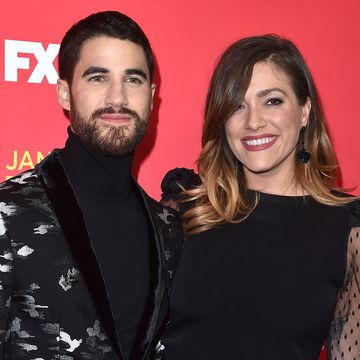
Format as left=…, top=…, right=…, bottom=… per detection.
left=160, top=167, right=200, bottom=213
left=327, top=200, right=360, bottom=359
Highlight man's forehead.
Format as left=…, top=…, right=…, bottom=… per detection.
left=79, top=36, right=144, bottom=57
left=75, top=36, right=149, bottom=72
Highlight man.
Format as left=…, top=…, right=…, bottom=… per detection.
left=0, top=11, right=183, bottom=360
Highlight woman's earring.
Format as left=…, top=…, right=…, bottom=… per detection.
left=296, top=126, right=310, bottom=164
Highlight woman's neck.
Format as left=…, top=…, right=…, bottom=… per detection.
left=244, top=165, right=306, bottom=196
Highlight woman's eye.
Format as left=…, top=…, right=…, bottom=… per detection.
left=266, top=98, right=283, bottom=106
left=235, top=104, right=245, bottom=111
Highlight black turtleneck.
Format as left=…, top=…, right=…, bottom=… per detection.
left=60, top=129, right=151, bottom=360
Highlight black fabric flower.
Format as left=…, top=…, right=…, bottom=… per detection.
left=161, top=167, right=200, bottom=202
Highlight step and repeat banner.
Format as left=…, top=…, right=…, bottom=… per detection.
left=1, top=0, right=359, bottom=201
left=1, top=1, right=359, bottom=358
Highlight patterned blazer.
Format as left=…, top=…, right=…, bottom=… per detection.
left=0, top=150, right=183, bottom=360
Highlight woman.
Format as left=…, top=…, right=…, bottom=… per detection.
left=158, top=35, right=360, bottom=360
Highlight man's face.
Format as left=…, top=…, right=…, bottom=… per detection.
left=57, top=36, right=155, bottom=156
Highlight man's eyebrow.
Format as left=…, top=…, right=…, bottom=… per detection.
left=82, top=66, right=109, bottom=77
left=256, top=88, right=288, bottom=97
left=125, top=68, right=148, bottom=80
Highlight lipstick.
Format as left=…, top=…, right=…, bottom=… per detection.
left=241, top=134, right=278, bottom=151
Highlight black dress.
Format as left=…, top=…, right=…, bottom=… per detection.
left=157, top=169, right=360, bottom=360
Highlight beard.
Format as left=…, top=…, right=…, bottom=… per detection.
left=69, top=99, right=151, bottom=157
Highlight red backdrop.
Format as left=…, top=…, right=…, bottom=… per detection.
left=1, top=1, right=359, bottom=358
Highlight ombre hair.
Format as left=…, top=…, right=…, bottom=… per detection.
left=183, top=34, right=354, bottom=235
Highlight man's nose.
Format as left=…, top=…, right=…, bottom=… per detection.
left=105, top=81, right=128, bottom=108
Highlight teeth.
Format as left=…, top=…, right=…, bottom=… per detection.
left=244, top=137, right=275, bottom=146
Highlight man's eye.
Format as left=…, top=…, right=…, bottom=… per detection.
left=89, top=75, right=106, bottom=82
left=266, top=98, right=283, bottom=106
left=126, top=77, right=143, bottom=85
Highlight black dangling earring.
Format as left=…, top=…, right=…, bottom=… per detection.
left=296, top=126, right=311, bottom=164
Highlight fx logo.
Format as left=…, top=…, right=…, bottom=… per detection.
left=5, top=39, right=60, bottom=84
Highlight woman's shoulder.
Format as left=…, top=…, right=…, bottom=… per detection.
left=327, top=190, right=360, bottom=227
left=161, top=167, right=201, bottom=201
left=160, top=167, right=201, bottom=212
left=335, top=192, right=360, bottom=227
left=348, top=197, right=360, bottom=227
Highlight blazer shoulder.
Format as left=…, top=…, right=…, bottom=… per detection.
left=0, top=167, right=41, bottom=199
left=0, top=152, right=62, bottom=226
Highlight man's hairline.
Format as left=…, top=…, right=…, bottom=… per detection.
left=62, top=34, right=152, bottom=86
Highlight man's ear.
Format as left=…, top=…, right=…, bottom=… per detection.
left=56, top=79, right=70, bottom=111
left=150, top=83, right=156, bottom=111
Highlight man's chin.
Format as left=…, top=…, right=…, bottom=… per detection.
left=98, top=123, right=134, bottom=139
left=95, top=130, right=140, bottom=156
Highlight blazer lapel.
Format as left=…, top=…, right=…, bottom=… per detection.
left=37, top=150, right=123, bottom=359
left=130, top=185, right=166, bottom=360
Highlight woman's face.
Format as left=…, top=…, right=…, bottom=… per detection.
left=224, top=61, right=311, bottom=192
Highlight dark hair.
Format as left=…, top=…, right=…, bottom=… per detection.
left=58, top=11, right=154, bottom=84
left=184, top=34, right=353, bottom=235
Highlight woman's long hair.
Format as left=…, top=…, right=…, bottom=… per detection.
left=184, top=34, right=354, bottom=235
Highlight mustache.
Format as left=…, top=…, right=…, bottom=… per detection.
left=90, top=106, right=140, bottom=120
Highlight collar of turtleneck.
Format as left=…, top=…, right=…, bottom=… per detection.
left=59, top=128, right=134, bottom=198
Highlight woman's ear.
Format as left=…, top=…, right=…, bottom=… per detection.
left=301, top=97, right=311, bottom=127
left=56, top=79, right=70, bottom=111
